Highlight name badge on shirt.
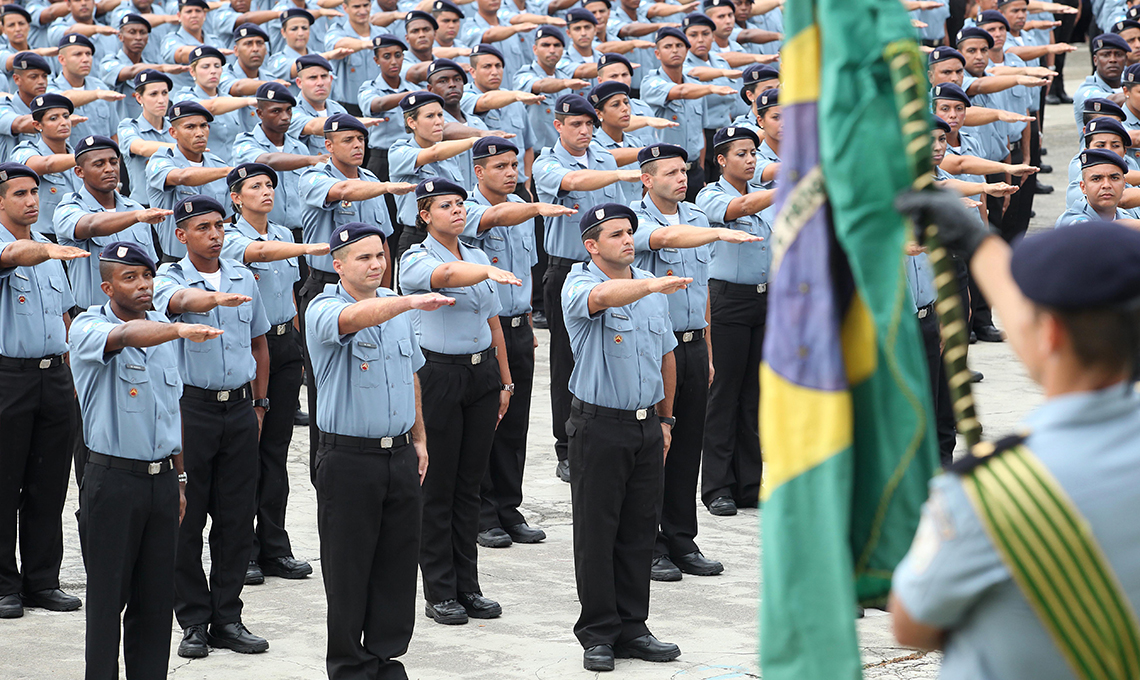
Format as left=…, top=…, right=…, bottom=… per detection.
left=358, top=342, right=377, bottom=349
left=611, top=313, right=629, bottom=320
left=125, top=364, right=145, bottom=371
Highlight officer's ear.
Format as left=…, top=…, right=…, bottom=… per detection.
left=552, top=118, right=563, bottom=135
left=99, top=278, right=114, bottom=299
left=583, top=237, right=600, bottom=256
left=324, top=136, right=333, bottom=154
left=473, top=162, right=485, bottom=181
left=175, top=224, right=188, bottom=244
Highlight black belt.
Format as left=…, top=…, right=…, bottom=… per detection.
left=500, top=314, right=528, bottom=328
left=88, top=451, right=174, bottom=475
left=319, top=431, right=412, bottom=450
left=917, top=302, right=935, bottom=320
left=399, top=223, right=427, bottom=236
left=921, top=38, right=945, bottom=48
left=422, top=346, right=496, bottom=365
left=675, top=328, right=706, bottom=343
left=182, top=383, right=252, bottom=403
left=0, top=354, right=65, bottom=370
left=710, top=279, right=768, bottom=295
left=266, top=322, right=294, bottom=337
left=308, top=268, right=339, bottom=286
left=1009, top=140, right=1023, bottom=153
left=571, top=397, right=658, bottom=422
left=548, top=256, right=584, bottom=269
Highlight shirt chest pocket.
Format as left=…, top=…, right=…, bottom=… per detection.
left=9, top=273, right=32, bottom=315
left=234, top=304, right=253, bottom=347
left=483, top=234, right=507, bottom=263
left=657, top=247, right=682, bottom=272
left=603, top=313, right=634, bottom=358
left=396, top=337, right=414, bottom=384
left=43, top=274, right=65, bottom=316
left=118, top=361, right=150, bottom=413
left=352, top=341, right=382, bottom=388
left=648, top=315, right=666, bottom=341
left=160, top=365, right=181, bottom=410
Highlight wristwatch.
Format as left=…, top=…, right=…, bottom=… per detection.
left=501, top=383, right=515, bottom=395
left=659, top=416, right=677, bottom=428
left=178, top=472, right=188, bottom=484
left=253, top=398, right=270, bottom=411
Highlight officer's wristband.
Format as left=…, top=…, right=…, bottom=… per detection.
left=659, top=416, right=676, bottom=428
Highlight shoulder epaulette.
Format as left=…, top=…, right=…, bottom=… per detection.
left=947, top=432, right=1028, bottom=475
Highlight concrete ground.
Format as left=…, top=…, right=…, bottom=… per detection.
left=0, top=48, right=1085, bottom=680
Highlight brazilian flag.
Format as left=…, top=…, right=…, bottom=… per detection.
left=758, top=0, right=940, bottom=678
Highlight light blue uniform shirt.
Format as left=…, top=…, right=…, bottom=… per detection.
left=684, top=50, right=740, bottom=124
left=0, top=228, right=73, bottom=357
left=592, top=128, right=640, bottom=207
left=1123, top=104, right=1140, bottom=166
left=893, top=386, right=1140, bottom=680
left=625, top=96, right=660, bottom=147
left=460, top=84, right=534, bottom=182
left=232, top=124, right=311, bottom=231
left=1055, top=194, right=1131, bottom=228
left=905, top=252, right=936, bottom=312
left=268, top=0, right=330, bottom=56
left=533, top=139, right=621, bottom=260
left=463, top=186, right=536, bottom=316
left=558, top=44, right=601, bottom=87
left=695, top=176, right=773, bottom=285
left=11, top=138, right=82, bottom=237
left=441, top=106, right=487, bottom=190
left=263, top=45, right=306, bottom=96
left=514, top=59, right=576, bottom=152
left=70, top=305, right=183, bottom=461
left=460, top=8, right=532, bottom=79
left=641, top=67, right=708, bottom=156
left=754, top=138, right=780, bottom=190
left=160, top=27, right=208, bottom=91
left=47, top=72, right=117, bottom=140
left=631, top=196, right=710, bottom=332
left=1073, top=72, right=1120, bottom=130
left=606, top=4, right=653, bottom=91
left=145, top=145, right=230, bottom=259
left=221, top=216, right=300, bottom=325
left=222, top=61, right=271, bottom=134
left=357, top=71, right=414, bottom=150
left=1066, top=150, right=1140, bottom=210
left=299, top=159, right=392, bottom=272
left=399, top=234, right=503, bottom=353
left=118, top=115, right=171, bottom=205
left=562, top=260, right=676, bottom=410
left=289, top=95, right=347, bottom=154
left=153, top=256, right=270, bottom=389
left=171, top=84, right=245, bottom=163
left=53, top=186, right=157, bottom=309
left=0, top=93, right=35, bottom=162
left=306, top=283, right=424, bottom=437
left=99, top=47, right=164, bottom=121
left=324, top=21, right=383, bottom=103
left=957, top=77, right=1010, bottom=162
left=387, top=137, right=466, bottom=226
left=47, top=18, right=120, bottom=64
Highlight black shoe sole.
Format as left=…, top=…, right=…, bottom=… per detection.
left=676, top=563, right=724, bottom=577
left=244, top=573, right=265, bottom=585
left=177, top=644, right=209, bottom=659
left=505, top=529, right=546, bottom=544
left=584, top=658, right=615, bottom=672
left=207, top=634, right=269, bottom=654
left=424, top=604, right=468, bottom=625
left=21, top=598, right=81, bottom=612
left=650, top=570, right=683, bottom=582
left=260, top=564, right=313, bottom=580
left=614, top=646, right=681, bottom=662
left=0, top=606, right=23, bottom=618
left=476, top=534, right=512, bottom=548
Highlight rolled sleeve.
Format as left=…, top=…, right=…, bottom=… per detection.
left=388, top=142, right=421, bottom=178
left=633, top=217, right=662, bottom=253
left=533, top=154, right=572, bottom=200
left=220, top=229, right=254, bottom=262
left=301, top=170, right=339, bottom=209
left=396, top=247, right=438, bottom=294
left=639, top=74, right=672, bottom=109
left=307, top=294, right=355, bottom=346
left=52, top=200, right=85, bottom=242
left=70, top=315, right=116, bottom=365
left=562, top=270, right=598, bottom=323
left=695, top=186, right=731, bottom=225
left=152, top=274, right=184, bottom=318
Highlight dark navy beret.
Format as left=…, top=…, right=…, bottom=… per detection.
left=0, top=5, right=31, bottom=23
left=1093, top=32, right=1132, bottom=53
left=597, top=52, right=633, bottom=74
left=1130, top=5, right=1140, bottom=22
left=255, top=81, right=296, bottom=106
left=233, top=23, right=269, bottom=44
left=399, top=89, right=444, bottom=112
left=579, top=203, right=638, bottom=237
left=415, top=176, right=467, bottom=200
left=976, top=10, right=1009, bottom=30
left=74, top=135, right=120, bottom=159
left=932, top=116, right=951, bottom=134
left=932, top=82, right=971, bottom=107
left=956, top=26, right=994, bottom=48
left=1011, top=221, right=1140, bottom=309
left=469, top=43, right=504, bottom=64
left=189, top=45, right=224, bottom=64
left=227, top=162, right=278, bottom=190
left=330, top=221, right=385, bottom=252
left=1079, top=148, right=1128, bottom=173
left=712, top=125, right=760, bottom=149
left=741, top=64, right=778, bottom=104
left=1083, top=97, right=1126, bottom=117
left=534, top=26, right=566, bottom=45
left=58, top=32, right=94, bottom=51
left=1124, top=64, right=1140, bottom=86
left=281, top=7, right=314, bottom=25
left=588, top=81, right=629, bottom=108
left=405, top=9, right=438, bottom=29
left=373, top=33, right=407, bottom=51
left=567, top=7, right=597, bottom=25
left=119, top=13, right=151, bottom=31
left=473, top=136, right=518, bottom=160
left=296, top=53, right=333, bottom=73
left=324, top=113, right=367, bottom=136
left=756, top=87, right=779, bottom=110
left=1114, top=18, right=1140, bottom=34
left=655, top=26, right=690, bottom=48
left=553, top=94, right=600, bottom=124
left=682, top=13, right=716, bottom=32
left=704, top=0, right=735, bottom=9
left=928, top=46, right=965, bottom=65
left=173, top=195, right=225, bottom=223
left=99, top=241, right=155, bottom=274
left=30, top=93, right=73, bottom=116
left=11, top=51, right=50, bottom=73
left=134, top=68, right=171, bottom=92
left=179, top=0, right=209, bottom=9
left=1084, top=116, right=1131, bottom=146
left=637, top=143, right=687, bottom=166
left=168, top=100, right=214, bottom=122
left=431, top=0, right=463, bottom=16
left=0, top=162, right=38, bottom=185
left=427, top=58, right=467, bottom=83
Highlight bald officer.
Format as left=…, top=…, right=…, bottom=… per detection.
left=0, top=162, right=87, bottom=620
left=563, top=202, right=686, bottom=672
left=307, top=221, right=452, bottom=680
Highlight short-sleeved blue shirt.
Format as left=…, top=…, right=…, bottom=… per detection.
left=0, top=227, right=74, bottom=357
left=463, top=185, right=536, bottom=317
left=533, top=139, right=621, bottom=260
left=299, top=159, right=393, bottom=273
left=631, top=195, right=711, bottom=332
left=694, top=176, right=773, bottom=285
left=145, top=145, right=230, bottom=259
left=220, top=216, right=301, bottom=325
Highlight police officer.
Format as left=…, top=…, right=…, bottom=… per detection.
left=681, top=12, right=742, bottom=182
left=752, top=88, right=781, bottom=189
left=145, top=100, right=232, bottom=261
left=307, top=221, right=451, bottom=680
left=562, top=202, right=687, bottom=672
left=0, top=53, right=52, bottom=162
left=223, top=163, right=327, bottom=585
left=891, top=198, right=1140, bottom=680
left=358, top=33, right=415, bottom=225
left=1072, top=32, right=1130, bottom=129
left=289, top=54, right=350, bottom=155
left=588, top=80, right=645, bottom=208
left=152, top=194, right=272, bottom=658
left=118, top=69, right=175, bottom=206
left=48, top=33, right=122, bottom=141
left=464, top=137, right=575, bottom=549
left=532, top=92, right=641, bottom=481
left=462, top=44, right=543, bottom=191
left=632, top=142, right=760, bottom=581
left=515, top=27, right=591, bottom=154
left=171, top=45, right=257, bottom=165
left=11, top=92, right=83, bottom=239
left=0, top=162, right=87, bottom=620
left=1056, top=148, right=1132, bottom=227
left=694, top=125, right=775, bottom=516
left=399, top=177, right=519, bottom=626
left=70, top=242, right=220, bottom=679
left=425, top=58, right=491, bottom=192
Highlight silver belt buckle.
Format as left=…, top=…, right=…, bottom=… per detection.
left=471, top=352, right=482, bottom=365
left=757, top=283, right=767, bottom=294
left=511, top=316, right=523, bottom=328
left=147, top=461, right=162, bottom=475
left=917, top=307, right=929, bottom=319
left=38, top=358, right=51, bottom=369
left=216, top=390, right=231, bottom=402
left=635, top=408, right=648, bottom=420
left=275, top=324, right=287, bottom=335
left=682, top=331, right=694, bottom=343
left=380, top=436, right=393, bottom=448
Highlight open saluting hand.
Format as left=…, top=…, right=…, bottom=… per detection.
left=177, top=324, right=224, bottom=343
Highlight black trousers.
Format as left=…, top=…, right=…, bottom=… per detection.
left=656, top=335, right=707, bottom=559
left=685, top=162, right=706, bottom=204
left=917, top=311, right=957, bottom=467
left=702, top=281, right=766, bottom=508
left=253, top=328, right=304, bottom=562
left=1051, top=0, right=1080, bottom=94
left=395, top=224, right=428, bottom=267
left=299, top=268, right=339, bottom=472
left=702, top=129, right=721, bottom=184
left=174, top=395, right=259, bottom=628
left=480, top=320, right=535, bottom=531
left=79, top=461, right=178, bottom=680
left=418, top=357, right=500, bottom=603
left=567, top=406, right=662, bottom=649
left=316, top=439, right=422, bottom=680
left=542, top=260, right=577, bottom=463
left=0, top=362, right=75, bottom=596
left=947, top=0, right=967, bottom=42
left=1000, top=140, right=1036, bottom=243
